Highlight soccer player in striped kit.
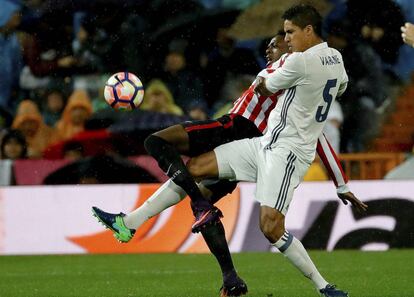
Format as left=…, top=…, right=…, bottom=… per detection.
left=93, top=25, right=366, bottom=296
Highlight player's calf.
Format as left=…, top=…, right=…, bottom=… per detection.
left=259, top=206, right=285, bottom=243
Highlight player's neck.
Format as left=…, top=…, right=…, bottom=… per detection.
left=305, top=37, right=324, bottom=51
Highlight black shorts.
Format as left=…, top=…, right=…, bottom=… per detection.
left=182, top=114, right=262, bottom=157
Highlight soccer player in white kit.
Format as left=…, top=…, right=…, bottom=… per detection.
left=187, top=4, right=362, bottom=297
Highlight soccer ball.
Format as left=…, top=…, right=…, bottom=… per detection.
left=104, top=72, right=144, bottom=110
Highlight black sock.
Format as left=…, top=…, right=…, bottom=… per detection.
left=201, top=221, right=236, bottom=279
left=200, top=179, right=238, bottom=204
left=144, top=135, right=211, bottom=211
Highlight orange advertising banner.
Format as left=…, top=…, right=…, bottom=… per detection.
left=69, top=184, right=240, bottom=254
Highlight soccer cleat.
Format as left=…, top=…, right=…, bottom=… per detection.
left=219, top=275, right=248, bottom=297
left=92, top=206, right=135, bottom=243
left=191, top=206, right=223, bottom=233
left=319, top=284, right=349, bottom=297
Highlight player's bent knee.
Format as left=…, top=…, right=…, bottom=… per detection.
left=143, top=134, right=159, bottom=155
left=153, top=124, right=189, bottom=151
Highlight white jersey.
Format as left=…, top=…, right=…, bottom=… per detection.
left=262, top=42, right=348, bottom=163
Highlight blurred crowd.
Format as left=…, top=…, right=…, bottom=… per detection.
left=0, top=0, right=413, bottom=169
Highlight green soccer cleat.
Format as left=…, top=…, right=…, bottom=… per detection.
left=92, top=206, right=135, bottom=243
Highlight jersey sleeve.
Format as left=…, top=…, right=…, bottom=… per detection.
left=264, top=53, right=306, bottom=93
left=337, top=69, right=349, bottom=97
left=316, top=134, right=349, bottom=191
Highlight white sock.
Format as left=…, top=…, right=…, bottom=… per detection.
left=123, top=179, right=186, bottom=229
left=273, top=231, right=328, bottom=290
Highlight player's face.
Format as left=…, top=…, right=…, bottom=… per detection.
left=284, top=20, right=308, bottom=52
left=266, top=35, right=288, bottom=64
left=265, top=36, right=289, bottom=64
left=265, top=37, right=277, bottom=64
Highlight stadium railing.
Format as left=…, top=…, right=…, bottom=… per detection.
left=338, top=153, right=406, bottom=180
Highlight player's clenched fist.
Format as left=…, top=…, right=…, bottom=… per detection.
left=254, top=76, right=272, bottom=96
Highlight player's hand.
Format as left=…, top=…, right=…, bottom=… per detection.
left=401, top=22, right=414, bottom=47
left=254, top=76, right=272, bottom=97
left=337, top=191, right=368, bottom=213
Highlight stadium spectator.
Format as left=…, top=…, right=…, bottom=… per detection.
left=42, top=88, right=67, bottom=127
left=0, top=0, right=23, bottom=114
left=56, top=90, right=93, bottom=141
left=140, top=80, right=184, bottom=116
left=159, top=39, right=206, bottom=110
left=19, top=16, right=79, bottom=88
left=12, top=100, right=58, bottom=158
left=346, top=0, right=404, bottom=65
left=187, top=101, right=209, bottom=121
left=401, top=22, right=414, bottom=47
left=70, top=12, right=114, bottom=98
left=0, top=129, right=27, bottom=160
left=201, top=27, right=260, bottom=107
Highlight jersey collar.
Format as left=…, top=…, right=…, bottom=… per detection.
left=304, top=42, right=328, bottom=53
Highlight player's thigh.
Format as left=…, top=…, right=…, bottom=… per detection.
left=214, top=137, right=260, bottom=182
left=183, top=115, right=261, bottom=157
left=187, top=151, right=219, bottom=180
left=256, top=148, right=309, bottom=215
left=153, top=124, right=189, bottom=153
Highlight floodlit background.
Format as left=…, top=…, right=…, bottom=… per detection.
left=0, top=0, right=413, bottom=296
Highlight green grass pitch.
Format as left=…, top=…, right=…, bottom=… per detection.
left=0, top=250, right=413, bottom=297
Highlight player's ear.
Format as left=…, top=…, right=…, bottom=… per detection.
left=304, top=25, right=313, bottom=36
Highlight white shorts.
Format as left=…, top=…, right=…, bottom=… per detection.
left=214, top=137, right=310, bottom=215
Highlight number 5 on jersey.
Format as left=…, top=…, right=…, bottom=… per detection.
left=315, top=79, right=337, bottom=122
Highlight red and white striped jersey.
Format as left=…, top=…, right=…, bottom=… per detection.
left=229, top=58, right=286, bottom=133
left=227, top=57, right=348, bottom=189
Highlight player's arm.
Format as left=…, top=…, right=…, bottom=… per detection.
left=254, top=53, right=305, bottom=96
left=316, top=134, right=368, bottom=212
left=337, top=68, right=348, bottom=97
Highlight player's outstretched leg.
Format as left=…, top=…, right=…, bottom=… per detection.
left=144, top=126, right=222, bottom=231
left=91, top=207, right=135, bottom=243
left=123, top=179, right=187, bottom=230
